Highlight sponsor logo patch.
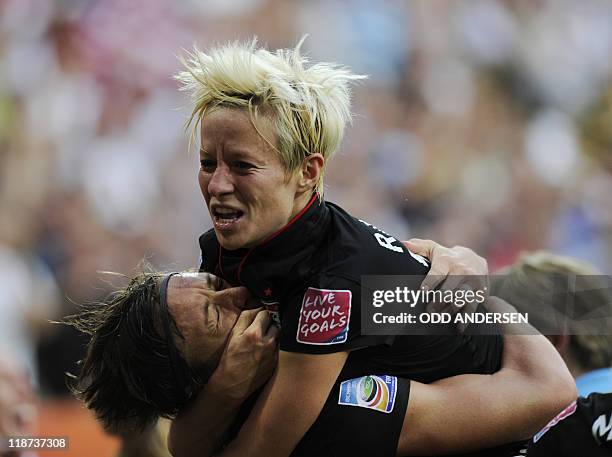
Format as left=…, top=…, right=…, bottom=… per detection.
left=262, top=301, right=281, bottom=327
left=533, top=400, right=577, bottom=443
left=296, top=287, right=351, bottom=345
left=338, top=375, right=397, bottom=413
left=592, top=412, right=612, bottom=444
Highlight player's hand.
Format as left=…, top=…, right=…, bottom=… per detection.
left=208, top=308, right=279, bottom=402
left=403, top=239, right=489, bottom=289
left=403, top=239, right=489, bottom=329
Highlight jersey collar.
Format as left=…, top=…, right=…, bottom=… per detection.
left=200, top=193, right=331, bottom=300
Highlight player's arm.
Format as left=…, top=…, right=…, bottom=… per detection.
left=168, top=309, right=278, bottom=457
left=397, top=297, right=578, bottom=456
left=168, top=383, right=241, bottom=457
left=217, top=350, right=349, bottom=457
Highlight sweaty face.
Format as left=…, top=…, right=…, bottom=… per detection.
left=199, top=108, right=303, bottom=250
left=165, top=272, right=247, bottom=370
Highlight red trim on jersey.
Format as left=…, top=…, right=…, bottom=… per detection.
left=261, top=193, right=318, bottom=246
left=237, top=193, right=319, bottom=284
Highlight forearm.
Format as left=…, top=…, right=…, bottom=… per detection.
left=487, top=296, right=576, bottom=411
left=488, top=298, right=573, bottom=385
left=397, top=299, right=577, bottom=455
left=214, top=351, right=348, bottom=457
left=399, top=367, right=563, bottom=455
left=168, top=383, right=242, bottom=457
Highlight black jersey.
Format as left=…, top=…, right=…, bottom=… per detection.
left=200, top=195, right=503, bottom=381
left=294, top=375, right=411, bottom=457
left=522, top=393, right=612, bottom=456
left=222, top=375, right=411, bottom=457
left=200, top=195, right=503, bottom=455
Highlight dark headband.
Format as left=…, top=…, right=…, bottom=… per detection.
left=159, top=273, right=191, bottom=391
left=158, top=273, right=214, bottom=399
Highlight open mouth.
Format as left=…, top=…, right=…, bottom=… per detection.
left=212, top=207, right=244, bottom=230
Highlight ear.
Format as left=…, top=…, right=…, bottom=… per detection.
left=298, top=153, right=324, bottom=192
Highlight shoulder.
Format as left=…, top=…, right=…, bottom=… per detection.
left=582, top=393, right=612, bottom=445
left=199, top=228, right=217, bottom=247
left=528, top=393, right=612, bottom=455
left=323, top=202, right=430, bottom=280
left=279, top=272, right=391, bottom=353
left=198, top=229, right=219, bottom=272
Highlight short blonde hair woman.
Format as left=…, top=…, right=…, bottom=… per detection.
left=176, top=38, right=363, bottom=195
left=492, top=251, right=612, bottom=396
left=169, top=39, right=575, bottom=457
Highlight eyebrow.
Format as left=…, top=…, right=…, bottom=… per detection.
left=199, top=147, right=259, bottom=161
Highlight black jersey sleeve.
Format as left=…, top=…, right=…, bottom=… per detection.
left=292, top=376, right=410, bottom=457
left=526, top=394, right=612, bottom=457
left=198, top=229, right=219, bottom=273
left=221, top=376, right=410, bottom=457
left=278, top=274, right=395, bottom=354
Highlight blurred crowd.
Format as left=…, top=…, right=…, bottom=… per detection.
left=1, top=0, right=612, bottom=453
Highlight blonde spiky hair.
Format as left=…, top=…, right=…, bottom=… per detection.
left=175, top=37, right=366, bottom=194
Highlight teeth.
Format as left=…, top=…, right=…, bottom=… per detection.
left=216, top=208, right=236, bottom=215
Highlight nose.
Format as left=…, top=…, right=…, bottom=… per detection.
left=207, top=164, right=234, bottom=197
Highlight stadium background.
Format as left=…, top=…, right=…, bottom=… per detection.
left=1, top=0, right=611, bottom=455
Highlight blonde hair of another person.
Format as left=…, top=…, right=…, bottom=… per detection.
left=175, top=37, right=365, bottom=194
left=491, top=251, right=612, bottom=377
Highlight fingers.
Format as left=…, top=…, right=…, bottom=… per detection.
left=209, top=313, right=278, bottom=402
left=403, top=238, right=438, bottom=258
left=418, top=243, right=489, bottom=293
left=247, top=310, right=279, bottom=346
left=403, top=241, right=449, bottom=290
left=438, top=274, right=464, bottom=297
left=421, top=267, right=448, bottom=291
left=450, top=246, right=488, bottom=277
left=234, top=308, right=275, bottom=339
left=461, top=273, right=488, bottom=295
left=249, top=308, right=272, bottom=337
left=421, top=248, right=449, bottom=290
left=232, top=307, right=264, bottom=334
left=264, top=323, right=280, bottom=345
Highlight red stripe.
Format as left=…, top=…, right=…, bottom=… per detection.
left=237, top=193, right=319, bottom=284
left=261, top=193, right=318, bottom=245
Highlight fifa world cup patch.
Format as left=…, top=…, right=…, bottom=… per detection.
left=296, top=287, right=351, bottom=345
left=338, top=375, right=397, bottom=413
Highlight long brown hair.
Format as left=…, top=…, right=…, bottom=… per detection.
left=65, top=269, right=202, bottom=432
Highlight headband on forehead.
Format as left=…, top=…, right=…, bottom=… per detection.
left=158, top=272, right=214, bottom=400
left=159, top=273, right=190, bottom=389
